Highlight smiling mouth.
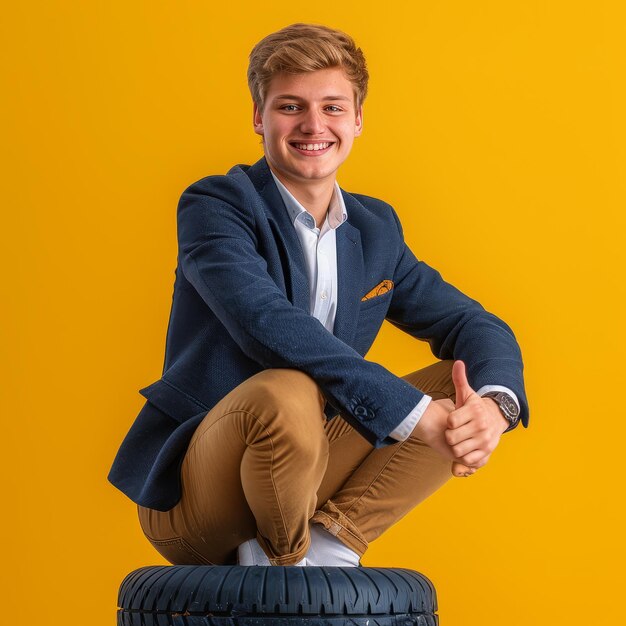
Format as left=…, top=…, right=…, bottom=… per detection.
left=289, top=141, right=335, bottom=154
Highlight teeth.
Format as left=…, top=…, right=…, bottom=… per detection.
left=294, top=142, right=331, bottom=151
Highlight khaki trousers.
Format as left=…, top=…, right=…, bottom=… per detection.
left=138, top=359, right=456, bottom=566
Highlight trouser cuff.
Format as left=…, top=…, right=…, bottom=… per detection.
left=255, top=531, right=311, bottom=566
left=310, top=501, right=368, bottom=557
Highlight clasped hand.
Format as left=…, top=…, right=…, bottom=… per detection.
left=413, top=361, right=509, bottom=477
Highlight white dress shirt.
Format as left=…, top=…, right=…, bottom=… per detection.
left=270, top=171, right=519, bottom=441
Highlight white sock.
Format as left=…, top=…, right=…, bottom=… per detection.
left=237, top=537, right=307, bottom=566
left=304, top=523, right=360, bottom=567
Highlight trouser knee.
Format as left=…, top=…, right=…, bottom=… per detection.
left=428, top=359, right=456, bottom=402
left=234, top=368, right=328, bottom=460
left=402, top=359, right=456, bottom=403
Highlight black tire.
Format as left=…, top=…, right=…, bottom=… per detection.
left=117, top=565, right=439, bottom=626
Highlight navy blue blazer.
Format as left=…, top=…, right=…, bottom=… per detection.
left=108, top=156, right=529, bottom=511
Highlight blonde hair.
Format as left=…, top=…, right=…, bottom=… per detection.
left=247, top=23, right=369, bottom=113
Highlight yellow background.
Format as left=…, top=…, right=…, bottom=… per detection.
left=2, top=2, right=624, bottom=624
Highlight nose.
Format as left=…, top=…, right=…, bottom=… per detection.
left=299, top=108, right=325, bottom=135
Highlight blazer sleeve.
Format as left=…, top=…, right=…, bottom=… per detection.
left=385, top=206, right=529, bottom=428
left=176, top=176, right=427, bottom=447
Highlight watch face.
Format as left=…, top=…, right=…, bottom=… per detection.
left=484, top=392, right=520, bottom=421
left=502, top=395, right=520, bottom=418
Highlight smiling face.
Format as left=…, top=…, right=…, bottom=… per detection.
left=253, top=67, right=363, bottom=191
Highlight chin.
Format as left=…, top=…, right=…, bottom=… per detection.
left=297, top=168, right=336, bottom=181
left=295, top=159, right=341, bottom=176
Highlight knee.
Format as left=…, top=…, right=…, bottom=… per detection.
left=240, top=369, right=327, bottom=454
left=405, top=359, right=456, bottom=403
left=249, top=368, right=325, bottom=413
left=427, top=359, right=456, bottom=402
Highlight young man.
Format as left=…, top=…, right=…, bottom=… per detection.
left=108, top=23, right=528, bottom=567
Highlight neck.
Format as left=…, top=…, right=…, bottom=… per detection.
left=269, top=166, right=335, bottom=229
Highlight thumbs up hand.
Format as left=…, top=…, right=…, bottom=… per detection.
left=446, top=360, right=509, bottom=474
left=450, top=360, right=479, bottom=477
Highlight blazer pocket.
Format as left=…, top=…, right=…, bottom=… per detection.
left=361, top=279, right=394, bottom=302
left=139, top=378, right=209, bottom=423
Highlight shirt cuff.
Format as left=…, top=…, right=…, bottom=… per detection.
left=476, top=385, right=520, bottom=415
left=388, top=394, right=433, bottom=442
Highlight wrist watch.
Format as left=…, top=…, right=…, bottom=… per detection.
left=481, top=391, right=520, bottom=432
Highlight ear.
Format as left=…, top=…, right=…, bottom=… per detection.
left=354, top=105, right=364, bottom=137
left=253, top=101, right=264, bottom=137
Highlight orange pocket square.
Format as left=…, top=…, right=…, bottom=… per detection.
left=361, top=279, right=394, bottom=301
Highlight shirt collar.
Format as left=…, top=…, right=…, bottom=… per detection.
left=270, top=170, right=348, bottom=231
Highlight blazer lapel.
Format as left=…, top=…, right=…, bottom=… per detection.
left=239, top=157, right=365, bottom=346
left=333, top=220, right=363, bottom=345
left=242, top=157, right=310, bottom=312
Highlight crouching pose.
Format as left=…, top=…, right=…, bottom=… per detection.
left=108, top=23, right=528, bottom=567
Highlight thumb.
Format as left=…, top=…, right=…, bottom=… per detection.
left=452, top=360, right=476, bottom=409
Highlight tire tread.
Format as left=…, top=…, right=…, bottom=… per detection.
left=117, top=566, right=438, bottom=626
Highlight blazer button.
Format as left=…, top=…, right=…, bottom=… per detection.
left=354, top=405, right=375, bottom=420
